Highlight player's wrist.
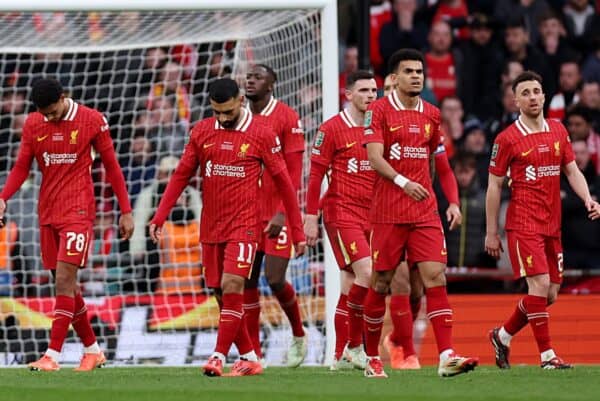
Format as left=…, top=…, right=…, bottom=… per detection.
left=393, top=174, right=410, bottom=189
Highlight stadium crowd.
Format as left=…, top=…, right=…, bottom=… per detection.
left=0, top=0, right=599, bottom=298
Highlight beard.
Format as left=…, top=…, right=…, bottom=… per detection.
left=245, top=92, right=259, bottom=102
left=407, top=89, right=422, bottom=97
left=220, top=119, right=237, bottom=129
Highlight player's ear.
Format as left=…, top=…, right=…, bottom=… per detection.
left=345, top=87, right=353, bottom=102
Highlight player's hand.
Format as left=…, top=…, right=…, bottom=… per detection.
left=446, top=203, right=462, bottom=230
left=585, top=198, right=600, bottom=220
left=118, top=212, right=134, bottom=240
left=294, top=241, right=307, bottom=257
left=0, top=198, right=6, bottom=228
left=303, top=214, right=319, bottom=247
left=148, top=223, right=162, bottom=244
left=403, top=181, right=429, bottom=201
left=485, top=233, right=504, bottom=259
left=264, top=212, right=285, bottom=238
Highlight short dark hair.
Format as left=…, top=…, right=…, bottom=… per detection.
left=388, top=48, right=425, bottom=74
left=345, top=69, right=375, bottom=89
left=506, top=16, right=527, bottom=31
left=254, top=64, right=277, bottom=83
left=566, top=105, right=593, bottom=123
left=31, top=78, right=63, bottom=109
left=512, top=70, right=543, bottom=93
left=208, top=78, right=240, bottom=103
left=452, top=151, right=477, bottom=170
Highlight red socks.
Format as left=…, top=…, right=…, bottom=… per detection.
left=389, top=294, right=416, bottom=357
left=215, top=293, right=244, bottom=356
left=347, top=284, right=368, bottom=349
left=243, top=288, right=262, bottom=357
left=425, top=286, right=453, bottom=354
left=275, top=282, right=304, bottom=337
left=524, top=295, right=552, bottom=353
left=71, top=292, right=97, bottom=348
left=363, top=288, right=386, bottom=357
left=49, top=295, right=75, bottom=352
left=503, top=297, right=529, bottom=336
left=334, top=294, right=348, bottom=360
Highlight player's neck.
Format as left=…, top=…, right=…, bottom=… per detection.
left=249, top=95, right=272, bottom=115
left=395, top=89, right=419, bottom=110
left=519, top=112, right=545, bottom=132
left=347, top=105, right=365, bottom=126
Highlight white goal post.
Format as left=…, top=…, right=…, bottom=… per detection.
left=0, top=0, right=339, bottom=366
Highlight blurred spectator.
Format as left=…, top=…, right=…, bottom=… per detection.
left=440, top=151, right=496, bottom=267
left=120, top=135, right=157, bottom=207
left=339, top=45, right=358, bottom=109
left=582, top=38, right=600, bottom=84
left=457, top=13, right=504, bottom=120
left=146, top=95, right=188, bottom=156
left=379, top=0, right=429, bottom=76
left=369, top=0, right=393, bottom=76
left=130, top=156, right=201, bottom=292
left=503, top=17, right=556, bottom=97
left=0, top=219, right=21, bottom=296
left=147, top=61, right=192, bottom=129
left=566, top=105, right=600, bottom=174
left=157, top=190, right=203, bottom=295
left=561, top=139, right=600, bottom=269
left=578, top=81, right=600, bottom=128
left=563, top=0, right=596, bottom=51
left=500, top=59, right=525, bottom=88
left=431, top=0, right=470, bottom=41
left=494, top=0, right=551, bottom=45
left=461, top=118, right=491, bottom=187
left=547, top=60, right=582, bottom=120
left=425, top=20, right=461, bottom=103
left=536, top=10, right=580, bottom=87
left=440, top=95, right=464, bottom=159
left=488, top=82, right=520, bottom=139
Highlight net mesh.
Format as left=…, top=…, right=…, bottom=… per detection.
left=0, top=9, right=326, bottom=366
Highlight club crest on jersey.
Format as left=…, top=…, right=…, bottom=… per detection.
left=350, top=241, right=358, bottom=255
left=526, top=255, right=533, bottom=268
left=70, top=130, right=79, bottom=144
left=364, top=110, right=372, bottom=127
left=238, top=143, right=250, bottom=158
left=424, top=123, right=431, bottom=139
left=314, top=131, right=325, bottom=147
left=491, top=144, right=499, bottom=159
left=554, top=141, right=560, bottom=156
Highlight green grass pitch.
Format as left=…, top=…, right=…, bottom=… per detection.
left=1, top=366, right=598, bottom=401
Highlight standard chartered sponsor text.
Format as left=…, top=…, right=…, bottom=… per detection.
left=212, top=163, right=246, bottom=178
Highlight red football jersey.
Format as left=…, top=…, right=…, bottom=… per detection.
left=489, top=117, right=575, bottom=237
left=425, top=52, right=457, bottom=102
left=311, top=109, right=375, bottom=227
left=253, top=97, right=305, bottom=222
left=154, top=109, right=288, bottom=243
left=6, top=99, right=117, bottom=225
left=363, top=92, right=442, bottom=224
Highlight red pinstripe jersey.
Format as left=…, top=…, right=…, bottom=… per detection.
left=362, top=92, right=443, bottom=224
left=253, top=98, right=305, bottom=221
left=311, top=109, right=375, bottom=228
left=489, top=117, right=575, bottom=237
left=176, top=109, right=287, bottom=243
left=16, top=99, right=113, bottom=225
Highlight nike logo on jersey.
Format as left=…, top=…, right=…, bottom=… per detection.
left=521, top=148, right=534, bottom=157
left=203, top=143, right=215, bottom=149
left=237, top=263, right=250, bottom=269
left=346, top=141, right=357, bottom=148
left=441, top=249, right=447, bottom=256
left=390, top=125, right=403, bottom=132
left=275, top=244, right=288, bottom=250
left=37, top=135, right=49, bottom=142
left=67, top=251, right=80, bottom=256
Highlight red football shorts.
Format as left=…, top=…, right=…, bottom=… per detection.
left=258, top=220, right=294, bottom=259
left=202, top=241, right=258, bottom=288
left=506, top=231, right=564, bottom=284
left=324, top=223, right=371, bottom=271
left=370, top=221, right=447, bottom=271
left=40, top=221, right=93, bottom=270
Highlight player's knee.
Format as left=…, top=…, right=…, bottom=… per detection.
left=267, top=278, right=285, bottom=293
left=221, top=277, right=244, bottom=294
left=372, top=274, right=391, bottom=295
left=390, top=278, right=410, bottom=295
left=547, top=291, right=558, bottom=305
left=420, top=266, right=446, bottom=287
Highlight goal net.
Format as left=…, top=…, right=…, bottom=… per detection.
left=0, top=1, right=338, bottom=366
